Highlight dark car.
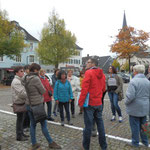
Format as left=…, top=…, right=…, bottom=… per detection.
left=117, top=72, right=130, bottom=83
left=3, top=75, right=14, bottom=86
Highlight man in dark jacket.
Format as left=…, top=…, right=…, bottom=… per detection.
left=78, top=58, right=107, bottom=150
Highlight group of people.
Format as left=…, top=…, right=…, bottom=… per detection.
left=11, top=58, right=150, bottom=150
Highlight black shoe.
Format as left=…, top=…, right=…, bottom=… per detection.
left=23, top=133, right=29, bottom=137
left=16, top=136, right=28, bottom=141
left=47, top=117, right=55, bottom=121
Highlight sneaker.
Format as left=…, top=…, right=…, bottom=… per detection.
left=61, top=121, right=64, bottom=126
left=67, top=121, right=73, bottom=125
left=110, top=116, right=116, bottom=121
left=49, top=141, right=62, bottom=149
left=119, top=116, right=123, bottom=123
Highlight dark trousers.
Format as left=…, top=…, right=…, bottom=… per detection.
left=46, top=101, right=52, bottom=118
left=83, top=105, right=107, bottom=150
left=59, top=102, right=70, bottom=121
left=16, top=112, right=25, bottom=138
left=23, top=112, right=30, bottom=129
left=70, top=99, right=75, bottom=115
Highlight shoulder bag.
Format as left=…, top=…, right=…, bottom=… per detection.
left=25, top=76, right=47, bottom=123
left=12, top=103, right=26, bottom=113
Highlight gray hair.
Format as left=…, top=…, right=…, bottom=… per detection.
left=133, top=65, right=145, bottom=74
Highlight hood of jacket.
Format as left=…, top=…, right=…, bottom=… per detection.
left=89, top=67, right=103, bottom=79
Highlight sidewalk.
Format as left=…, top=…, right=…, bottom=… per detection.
left=0, top=111, right=149, bottom=150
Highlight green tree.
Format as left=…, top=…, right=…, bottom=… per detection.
left=36, top=10, right=77, bottom=68
left=112, top=59, right=120, bottom=71
left=121, top=61, right=129, bottom=72
left=0, top=10, right=26, bottom=59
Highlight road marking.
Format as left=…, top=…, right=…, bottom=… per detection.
left=0, top=109, right=149, bottom=147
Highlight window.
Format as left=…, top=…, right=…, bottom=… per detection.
left=29, top=55, right=34, bottom=63
left=76, top=59, right=78, bottom=64
left=30, top=43, right=33, bottom=51
left=16, top=55, right=21, bottom=62
left=79, top=60, right=80, bottom=64
left=71, top=59, right=73, bottom=64
left=74, top=59, right=76, bottom=64
left=0, top=56, right=3, bottom=61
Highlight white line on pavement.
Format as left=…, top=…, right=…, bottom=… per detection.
left=0, top=109, right=149, bottom=147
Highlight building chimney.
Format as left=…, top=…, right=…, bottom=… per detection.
left=87, top=54, right=89, bottom=57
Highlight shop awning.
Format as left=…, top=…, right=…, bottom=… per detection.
left=6, top=69, right=14, bottom=72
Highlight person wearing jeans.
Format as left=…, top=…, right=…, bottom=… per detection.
left=108, top=91, right=122, bottom=118
left=22, top=63, right=61, bottom=150
left=26, top=105, right=53, bottom=145
left=78, top=58, right=107, bottom=150
left=125, top=65, right=150, bottom=148
left=83, top=106, right=107, bottom=150
left=129, top=116, right=148, bottom=147
left=107, top=66, right=123, bottom=123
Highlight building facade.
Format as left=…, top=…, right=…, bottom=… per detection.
left=0, top=21, right=83, bottom=81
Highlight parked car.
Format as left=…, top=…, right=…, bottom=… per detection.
left=2, top=75, right=14, bottom=86
left=45, top=73, right=53, bottom=86
left=117, top=72, right=130, bottom=83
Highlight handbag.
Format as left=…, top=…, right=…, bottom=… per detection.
left=13, top=103, right=26, bottom=113
left=118, top=92, right=124, bottom=101
left=25, top=76, right=47, bottom=123
left=48, top=90, right=52, bottom=97
left=44, top=85, right=52, bottom=97
left=30, top=103, right=47, bottom=123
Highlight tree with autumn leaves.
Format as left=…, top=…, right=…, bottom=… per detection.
left=110, top=26, right=150, bottom=73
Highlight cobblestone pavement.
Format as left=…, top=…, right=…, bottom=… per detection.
left=0, top=85, right=150, bottom=150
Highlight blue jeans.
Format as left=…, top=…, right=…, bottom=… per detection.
left=83, top=105, right=107, bottom=150
left=108, top=92, right=122, bottom=116
left=46, top=101, right=52, bottom=118
left=129, top=115, right=148, bottom=147
left=26, top=105, right=53, bottom=145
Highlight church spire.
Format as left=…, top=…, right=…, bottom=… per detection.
left=122, top=10, right=127, bottom=28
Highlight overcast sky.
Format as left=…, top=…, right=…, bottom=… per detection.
left=1, top=0, right=150, bottom=57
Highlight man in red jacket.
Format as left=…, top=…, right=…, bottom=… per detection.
left=78, top=58, right=107, bottom=150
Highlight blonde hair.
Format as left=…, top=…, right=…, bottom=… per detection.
left=39, top=69, right=45, bottom=74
